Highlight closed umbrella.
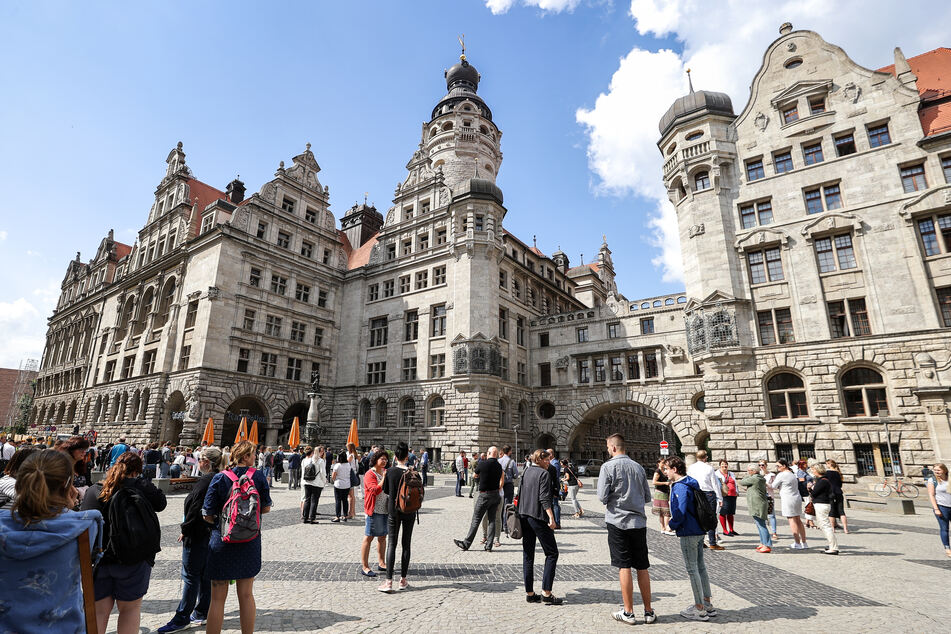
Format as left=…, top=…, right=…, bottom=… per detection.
left=234, top=417, right=248, bottom=445
left=288, top=416, right=301, bottom=449
left=248, top=420, right=259, bottom=445
left=201, top=417, right=215, bottom=445
left=347, top=418, right=359, bottom=448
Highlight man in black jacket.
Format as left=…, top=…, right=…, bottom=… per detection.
left=454, top=446, right=504, bottom=552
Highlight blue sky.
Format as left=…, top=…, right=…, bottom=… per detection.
left=1, top=0, right=947, bottom=366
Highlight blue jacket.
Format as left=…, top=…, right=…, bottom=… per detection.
left=668, top=475, right=705, bottom=537
left=0, top=509, right=103, bottom=633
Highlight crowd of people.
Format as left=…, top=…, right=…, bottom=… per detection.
left=1, top=429, right=950, bottom=631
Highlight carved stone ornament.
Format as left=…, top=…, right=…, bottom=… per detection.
left=261, top=183, right=277, bottom=202
left=554, top=355, right=570, bottom=370
left=842, top=82, right=861, bottom=104
left=926, top=402, right=947, bottom=415
left=786, top=42, right=797, bottom=52
left=688, top=224, right=705, bottom=238
left=185, top=397, right=200, bottom=421
left=754, top=112, right=769, bottom=131
left=799, top=295, right=817, bottom=304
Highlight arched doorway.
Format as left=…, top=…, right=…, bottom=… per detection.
left=223, top=396, right=268, bottom=447
left=280, top=402, right=309, bottom=447
left=562, top=397, right=687, bottom=463
left=535, top=433, right=556, bottom=450
left=163, top=391, right=186, bottom=444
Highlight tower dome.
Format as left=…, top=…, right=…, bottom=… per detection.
left=446, top=57, right=480, bottom=92
left=433, top=55, right=492, bottom=121
left=658, top=90, right=735, bottom=137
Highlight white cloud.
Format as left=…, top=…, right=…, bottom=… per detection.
left=576, top=0, right=951, bottom=282
left=485, top=0, right=582, bottom=15
left=0, top=297, right=47, bottom=367
left=0, top=230, right=7, bottom=241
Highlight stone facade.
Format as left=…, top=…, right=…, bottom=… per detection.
left=30, top=32, right=951, bottom=479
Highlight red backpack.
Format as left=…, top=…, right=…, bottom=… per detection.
left=220, top=468, right=262, bottom=543
left=397, top=467, right=425, bottom=515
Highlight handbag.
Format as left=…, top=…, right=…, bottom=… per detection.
left=349, top=468, right=360, bottom=487
left=804, top=501, right=815, bottom=516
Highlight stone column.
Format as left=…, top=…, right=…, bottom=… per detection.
left=656, top=347, right=665, bottom=381
left=638, top=350, right=646, bottom=384
left=915, top=387, right=951, bottom=467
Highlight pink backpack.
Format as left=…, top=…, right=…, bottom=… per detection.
left=220, top=468, right=261, bottom=543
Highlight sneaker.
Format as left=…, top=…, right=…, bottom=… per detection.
left=680, top=605, right=709, bottom=621
left=702, top=603, right=718, bottom=617
left=823, top=549, right=839, bottom=555
left=612, top=609, right=637, bottom=625
left=377, top=580, right=393, bottom=593
left=157, top=621, right=189, bottom=633
left=542, top=594, right=565, bottom=606
left=398, top=578, right=409, bottom=590
left=801, top=541, right=809, bottom=549
left=189, top=615, right=206, bottom=627
left=789, top=543, right=801, bottom=550
left=526, top=593, right=542, bottom=603
left=644, top=609, right=657, bottom=624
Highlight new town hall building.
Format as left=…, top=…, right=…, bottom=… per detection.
left=32, top=26, right=951, bottom=480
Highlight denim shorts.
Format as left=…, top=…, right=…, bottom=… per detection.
left=365, top=513, right=388, bottom=537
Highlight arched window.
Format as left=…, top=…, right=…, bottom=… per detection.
left=359, top=399, right=371, bottom=427
left=156, top=278, right=176, bottom=327
left=441, top=121, right=453, bottom=132
left=375, top=399, right=387, bottom=427
left=400, top=398, right=416, bottom=426
left=117, top=297, right=135, bottom=339
left=767, top=373, right=808, bottom=418
left=518, top=401, right=528, bottom=429
left=428, top=396, right=445, bottom=426
left=499, top=398, right=509, bottom=428
left=694, top=171, right=711, bottom=191
left=841, top=367, right=888, bottom=417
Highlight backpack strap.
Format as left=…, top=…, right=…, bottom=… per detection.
left=222, top=470, right=239, bottom=483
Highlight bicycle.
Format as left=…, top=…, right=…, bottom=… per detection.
left=873, top=477, right=919, bottom=498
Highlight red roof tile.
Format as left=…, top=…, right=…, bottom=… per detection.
left=114, top=242, right=133, bottom=260
left=347, top=233, right=378, bottom=270
left=529, top=246, right=545, bottom=257
left=920, top=102, right=951, bottom=137
left=186, top=178, right=228, bottom=237
left=878, top=47, right=951, bottom=136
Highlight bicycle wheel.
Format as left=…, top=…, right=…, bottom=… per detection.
left=872, top=483, right=891, bottom=497
left=898, top=482, right=919, bottom=498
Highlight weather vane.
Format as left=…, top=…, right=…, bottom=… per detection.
left=364, top=192, right=369, bottom=205
left=459, top=34, right=466, bottom=60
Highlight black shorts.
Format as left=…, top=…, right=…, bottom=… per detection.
left=93, top=561, right=152, bottom=601
left=606, top=523, right=650, bottom=570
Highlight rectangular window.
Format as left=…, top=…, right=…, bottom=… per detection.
left=640, top=317, right=654, bottom=335
left=500, top=356, right=509, bottom=381
left=270, top=275, right=287, bottom=295
left=834, top=234, right=857, bottom=269
left=236, top=348, right=250, bottom=373
left=314, top=327, right=324, bottom=347
left=277, top=231, right=291, bottom=249
left=256, top=222, right=267, bottom=239
left=184, top=300, right=198, bottom=329
left=429, top=354, right=446, bottom=378
left=475, top=215, right=484, bottom=231
left=305, top=207, right=317, bottom=223
left=539, top=362, right=552, bottom=387
left=104, top=360, right=115, bottom=382
left=366, top=361, right=386, bottom=385
left=849, top=297, right=871, bottom=336
left=367, top=284, right=379, bottom=301
left=402, top=357, right=417, bottom=382
left=943, top=156, right=951, bottom=183
left=512, top=279, right=521, bottom=299
left=824, top=184, right=842, bottom=210
left=920, top=218, right=940, bottom=256
left=421, top=200, right=431, bottom=214
left=776, top=444, right=795, bottom=465
left=757, top=310, right=776, bottom=345
left=815, top=237, right=837, bottom=273
left=936, top=287, right=951, bottom=327
left=405, top=310, right=419, bottom=341
left=415, top=270, right=428, bottom=289
left=369, top=317, right=388, bottom=347
left=121, top=355, right=136, bottom=379
left=498, top=308, right=508, bottom=339
left=900, top=163, right=927, bottom=193
left=774, top=150, right=793, bottom=174
left=403, top=206, right=414, bottom=221
left=142, top=350, right=156, bottom=374
left=578, top=359, right=590, bottom=383
left=756, top=200, right=773, bottom=225
left=808, top=96, right=826, bottom=115
left=748, top=247, right=783, bottom=284
left=516, top=316, right=525, bottom=346
left=593, top=358, right=606, bottom=382
left=499, top=270, right=507, bottom=289
left=386, top=244, right=396, bottom=261
left=867, top=122, right=891, bottom=148
left=775, top=307, right=795, bottom=343
left=834, top=133, right=856, bottom=157
left=436, top=228, right=447, bottom=245
left=803, top=142, right=824, bottom=165
left=431, top=305, right=446, bottom=337
left=539, top=332, right=550, bottom=347
left=433, top=266, right=446, bottom=285
left=281, top=198, right=295, bottom=214
left=815, top=234, right=857, bottom=273
left=200, top=213, right=215, bottom=234
left=295, top=283, right=310, bottom=303
left=805, top=188, right=824, bottom=214
left=746, top=158, right=765, bottom=181
left=242, top=308, right=256, bottom=330
left=180, top=345, right=191, bottom=369
left=402, top=240, right=412, bottom=256
left=377, top=279, right=392, bottom=298
left=300, top=240, right=313, bottom=258
left=627, top=356, right=640, bottom=380
left=740, top=204, right=756, bottom=229
left=644, top=352, right=659, bottom=378
left=783, top=105, right=799, bottom=124
left=610, top=356, right=623, bottom=381
left=290, top=321, right=306, bottom=343
left=576, top=327, right=588, bottom=343
left=517, top=361, right=527, bottom=386
left=249, top=267, right=261, bottom=287
left=608, top=322, right=620, bottom=338
left=317, top=289, right=328, bottom=307
left=323, top=249, right=331, bottom=265
left=418, top=233, right=429, bottom=250
left=399, top=275, right=411, bottom=294
left=264, top=315, right=282, bottom=337
left=286, top=357, right=302, bottom=381
left=828, top=300, right=849, bottom=338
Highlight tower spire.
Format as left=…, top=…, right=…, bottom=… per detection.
left=686, top=68, right=694, bottom=94
left=458, top=34, right=466, bottom=61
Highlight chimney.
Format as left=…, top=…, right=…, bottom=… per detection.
left=226, top=178, right=246, bottom=204
left=341, top=202, right=384, bottom=248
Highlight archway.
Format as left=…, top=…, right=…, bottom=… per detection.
left=280, top=402, right=309, bottom=447
left=223, top=395, right=268, bottom=447
left=163, top=391, right=186, bottom=445
left=535, top=433, right=556, bottom=450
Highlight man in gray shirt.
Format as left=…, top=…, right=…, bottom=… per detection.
left=597, top=433, right=655, bottom=625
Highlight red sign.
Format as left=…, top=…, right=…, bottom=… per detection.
left=659, top=441, right=669, bottom=449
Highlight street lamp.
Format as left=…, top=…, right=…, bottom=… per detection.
left=513, top=424, right=519, bottom=463
left=878, top=408, right=899, bottom=483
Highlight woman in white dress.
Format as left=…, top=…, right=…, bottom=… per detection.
left=773, top=459, right=808, bottom=549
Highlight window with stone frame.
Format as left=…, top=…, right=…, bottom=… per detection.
left=499, top=308, right=508, bottom=339
left=317, top=289, right=328, bottom=307
left=936, top=287, right=951, bottom=327
left=264, top=315, right=282, bottom=337
left=766, top=372, right=809, bottom=419
left=539, top=362, right=552, bottom=386
left=782, top=104, right=799, bottom=124
left=430, top=353, right=446, bottom=378
left=576, top=327, right=588, bottom=343
left=900, top=163, right=927, bottom=193
left=418, top=232, right=429, bottom=250
left=499, top=270, right=507, bottom=289
left=431, top=305, right=446, bottom=337
left=827, top=298, right=871, bottom=338
left=644, top=352, right=659, bottom=378
left=942, top=155, right=951, bottom=183
left=290, top=321, right=306, bottom=343
left=243, top=309, right=256, bottom=331
left=747, top=247, right=784, bottom=284
left=179, top=345, right=191, bottom=369
left=499, top=399, right=510, bottom=428
left=402, top=239, right=413, bottom=256
left=305, top=207, right=317, bottom=223
left=281, top=198, right=296, bottom=214
left=607, top=322, right=620, bottom=339
left=184, top=300, right=198, bottom=329
left=610, top=356, right=623, bottom=381
left=739, top=200, right=774, bottom=229
left=539, top=332, right=550, bottom=347
left=121, top=355, right=136, bottom=379
left=834, top=132, right=856, bottom=157
left=593, top=358, right=606, bottom=382
left=286, top=357, right=303, bottom=381
left=694, top=170, right=711, bottom=191
left=808, top=96, right=825, bottom=115
left=366, top=361, right=386, bottom=385
left=367, top=284, right=379, bottom=301
left=323, top=249, right=331, bottom=265
left=867, top=122, right=891, bottom=148
left=270, top=275, right=287, bottom=295
left=815, top=234, right=857, bottom=273
left=200, top=213, right=215, bottom=234
left=517, top=361, right=527, bottom=386
left=256, top=221, right=268, bottom=239
left=433, top=266, right=446, bottom=285
left=436, top=227, right=447, bottom=245
left=745, top=158, right=765, bottom=181
left=277, top=231, right=291, bottom=249
left=314, top=327, right=324, bottom=347
left=500, top=356, right=509, bottom=381
left=295, top=283, right=310, bottom=303
left=404, top=310, right=419, bottom=341
left=516, top=316, right=525, bottom=345
left=512, top=278, right=521, bottom=299
left=236, top=348, right=250, bottom=373
left=104, top=360, right=116, bottom=382
left=627, top=356, right=640, bottom=380
left=300, top=240, right=313, bottom=258
left=142, top=349, right=157, bottom=374
left=804, top=183, right=842, bottom=214
left=249, top=267, right=262, bottom=287
left=803, top=141, right=824, bottom=165
left=773, top=149, right=794, bottom=174
left=403, top=206, right=414, bottom=221
left=577, top=359, right=590, bottom=383
left=386, top=244, right=396, bottom=261
left=640, top=317, right=654, bottom=335
left=775, top=443, right=795, bottom=464
left=369, top=317, right=388, bottom=347
left=400, top=398, right=416, bottom=426
left=428, top=396, right=446, bottom=426
left=841, top=367, right=888, bottom=417
left=415, top=270, right=428, bottom=289
left=402, top=357, right=417, bottom=382
left=383, top=279, right=395, bottom=297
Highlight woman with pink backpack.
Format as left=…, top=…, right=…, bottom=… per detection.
left=202, top=440, right=272, bottom=634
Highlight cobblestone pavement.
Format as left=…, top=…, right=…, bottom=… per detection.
left=121, top=477, right=949, bottom=632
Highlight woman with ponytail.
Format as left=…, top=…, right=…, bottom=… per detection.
left=81, top=450, right=167, bottom=634
left=0, top=450, right=103, bottom=633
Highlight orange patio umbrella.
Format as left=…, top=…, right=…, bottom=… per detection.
left=248, top=420, right=259, bottom=445
left=234, top=416, right=248, bottom=445
left=287, top=416, right=301, bottom=449
left=347, top=417, right=359, bottom=448
left=200, top=417, right=215, bottom=445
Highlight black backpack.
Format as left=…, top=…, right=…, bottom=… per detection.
left=303, top=461, right=317, bottom=481
left=691, top=486, right=719, bottom=532
left=105, top=485, right=161, bottom=565
left=451, top=460, right=457, bottom=473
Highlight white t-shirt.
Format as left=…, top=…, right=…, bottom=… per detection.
left=332, top=462, right=352, bottom=489
left=687, top=461, right=723, bottom=501
left=762, top=471, right=777, bottom=498
left=930, top=478, right=951, bottom=507
left=1, top=442, right=15, bottom=460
